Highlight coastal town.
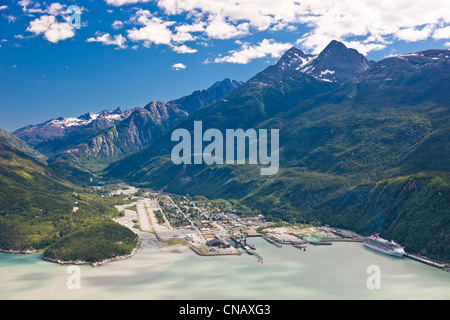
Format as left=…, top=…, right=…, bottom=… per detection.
left=111, top=185, right=365, bottom=263
left=107, top=184, right=450, bottom=272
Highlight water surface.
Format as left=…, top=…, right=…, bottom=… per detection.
left=1, top=238, right=449, bottom=300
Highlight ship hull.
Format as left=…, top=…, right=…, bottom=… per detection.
left=363, top=241, right=404, bottom=258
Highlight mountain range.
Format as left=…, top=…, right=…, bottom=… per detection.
left=106, top=42, right=450, bottom=262
left=2, top=40, right=449, bottom=262
left=12, top=78, right=243, bottom=173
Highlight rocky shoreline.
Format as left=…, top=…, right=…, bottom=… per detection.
left=42, top=244, right=141, bottom=268
left=1, top=244, right=141, bottom=268
left=0, top=248, right=37, bottom=254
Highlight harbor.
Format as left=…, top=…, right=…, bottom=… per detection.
left=2, top=238, right=450, bottom=300
left=1, top=186, right=448, bottom=300
left=112, top=185, right=449, bottom=271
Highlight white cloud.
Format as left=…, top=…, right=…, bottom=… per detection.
left=21, top=2, right=87, bottom=43
left=445, top=42, right=450, bottom=47
left=112, top=20, right=124, bottom=30
left=18, top=0, right=32, bottom=12
left=171, top=44, right=198, bottom=54
left=433, top=26, right=450, bottom=40
left=171, top=63, right=186, bottom=70
left=153, top=0, right=450, bottom=55
left=14, top=34, right=33, bottom=40
left=204, top=15, right=249, bottom=40
left=127, top=10, right=175, bottom=46
left=396, top=25, right=435, bottom=42
left=3, top=14, right=17, bottom=23
left=343, top=41, right=387, bottom=56
left=105, top=0, right=152, bottom=6
left=0, top=5, right=8, bottom=11
left=295, top=0, right=450, bottom=54
left=87, top=32, right=127, bottom=49
left=208, top=39, right=292, bottom=64
left=26, top=15, right=75, bottom=43
left=19, top=1, right=64, bottom=15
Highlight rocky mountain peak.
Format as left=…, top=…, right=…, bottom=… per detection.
left=301, top=40, right=373, bottom=83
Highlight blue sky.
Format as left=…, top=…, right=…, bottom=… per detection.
left=1, top=0, right=449, bottom=132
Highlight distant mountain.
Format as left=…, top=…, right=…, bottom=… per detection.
left=14, top=107, right=135, bottom=157
left=107, top=43, right=450, bottom=262
left=49, top=101, right=188, bottom=171
left=169, top=78, right=243, bottom=114
left=38, top=79, right=242, bottom=172
left=13, top=79, right=243, bottom=159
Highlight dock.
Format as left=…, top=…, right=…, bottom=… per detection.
left=263, top=235, right=282, bottom=248
left=293, top=244, right=307, bottom=251
left=231, top=236, right=263, bottom=263
left=404, top=253, right=450, bottom=271
left=309, top=241, right=332, bottom=246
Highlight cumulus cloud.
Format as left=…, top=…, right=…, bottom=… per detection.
left=154, top=0, right=450, bottom=55
left=204, top=15, right=249, bottom=40
left=295, top=0, right=450, bottom=54
left=21, top=2, right=86, bottom=43
left=126, top=9, right=202, bottom=52
left=112, top=20, right=124, bottom=30
left=342, top=41, right=387, bottom=56
left=171, top=63, right=186, bottom=70
left=171, top=44, right=198, bottom=54
left=19, top=1, right=66, bottom=15
left=26, top=15, right=75, bottom=43
left=0, top=5, right=8, bottom=11
left=18, top=0, right=450, bottom=57
left=105, top=0, right=152, bottom=6
left=87, top=32, right=127, bottom=49
left=433, top=26, right=450, bottom=40
left=17, top=0, right=32, bottom=12
left=396, top=25, right=435, bottom=42
left=127, top=9, right=175, bottom=46
left=208, top=39, right=292, bottom=64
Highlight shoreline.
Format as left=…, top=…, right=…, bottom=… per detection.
left=0, top=248, right=37, bottom=255
left=41, top=243, right=141, bottom=268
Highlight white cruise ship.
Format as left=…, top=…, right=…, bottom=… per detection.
left=363, top=234, right=405, bottom=257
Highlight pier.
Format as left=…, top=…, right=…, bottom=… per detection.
left=231, top=236, right=263, bottom=263
left=404, top=253, right=450, bottom=271
left=293, top=243, right=307, bottom=251
left=309, top=241, right=332, bottom=246
left=263, top=235, right=282, bottom=248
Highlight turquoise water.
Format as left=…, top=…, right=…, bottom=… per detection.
left=1, top=238, right=449, bottom=300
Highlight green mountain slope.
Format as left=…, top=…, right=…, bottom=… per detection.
left=0, top=139, right=137, bottom=261
left=313, top=172, right=449, bottom=261
left=0, top=128, right=47, bottom=163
